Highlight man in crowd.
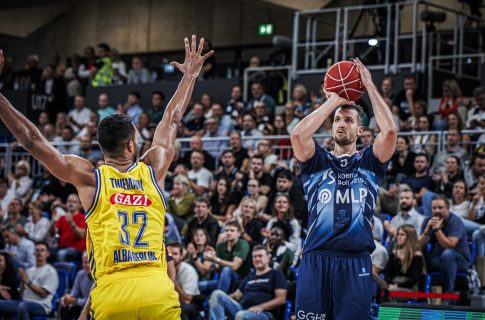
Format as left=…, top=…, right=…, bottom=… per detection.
left=149, top=91, right=165, bottom=124
left=267, top=226, right=293, bottom=278
left=209, top=245, right=287, bottom=320
left=402, top=153, right=435, bottom=195
left=228, top=131, right=250, bottom=170
left=183, top=197, right=219, bottom=248
left=392, top=74, right=426, bottom=121
left=96, top=93, right=115, bottom=121
left=249, top=82, right=276, bottom=116
left=51, top=193, right=86, bottom=262
left=431, top=129, right=468, bottom=174
left=2, top=224, right=35, bottom=268
left=241, top=113, right=263, bottom=150
left=201, top=220, right=251, bottom=294
left=182, top=135, right=215, bottom=171
left=464, top=154, right=485, bottom=190
left=0, top=241, right=59, bottom=319
left=188, top=151, right=213, bottom=196
left=59, top=251, right=94, bottom=320
left=67, top=94, right=91, bottom=133
left=384, top=189, right=424, bottom=245
left=419, top=196, right=471, bottom=293
left=167, top=242, right=201, bottom=320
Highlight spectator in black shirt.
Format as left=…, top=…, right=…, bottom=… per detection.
left=236, top=198, right=264, bottom=247
left=247, top=155, right=272, bottom=195
left=0, top=251, right=20, bottom=301
left=215, top=150, right=240, bottom=186
left=433, top=155, right=464, bottom=198
left=182, top=135, right=215, bottom=171
left=266, top=170, right=307, bottom=228
left=392, top=74, right=426, bottom=121
left=183, top=197, right=220, bottom=248
left=228, top=131, right=250, bottom=171
left=384, top=225, right=424, bottom=291
left=402, top=153, right=435, bottom=196
left=209, top=245, right=287, bottom=320
left=210, top=177, right=237, bottom=223
left=389, top=136, right=416, bottom=183
left=184, top=103, right=205, bottom=137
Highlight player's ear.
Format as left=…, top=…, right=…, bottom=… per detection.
left=127, top=139, right=135, bottom=153
left=357, top=125, right=364, bottom=137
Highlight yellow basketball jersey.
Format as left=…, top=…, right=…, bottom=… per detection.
left=85, top=162, right=167, bottom=280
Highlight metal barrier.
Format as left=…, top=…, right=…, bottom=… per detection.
left=291, top=0, right=483, bottom=77
left=1, top=130, right=483, bottom=179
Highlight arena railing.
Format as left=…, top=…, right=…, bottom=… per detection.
left=291, top=0, right=483, bottom=77
left=1, top=130, right=483, bottom=179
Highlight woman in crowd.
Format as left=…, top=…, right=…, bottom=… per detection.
left=388, top=136, right=416, bottom=183
left=449, top=180, right=480, bottom=237
left=236, top=198, right=264, bottom=247
left=0, top=251, right=20, bottom=301
left=8, top=160, right=33, bottom=203
left=384, top=225, right=425, bottom=291
left=438, top=79, right=466, bottom=126
left=410, top=115, right=437, bottom=156
left=265, top=193, right=301, bottom=256
left=167, top=175, right=196, bottom=231
left=402, top=100, right=430, bottom=132
left=272, top=113, right=293, bottom=159
left=23, top=200, right=50, bottom=242
left=209, top=177, right=237, bottom=223
left=186, top=228, right=213, bottom=281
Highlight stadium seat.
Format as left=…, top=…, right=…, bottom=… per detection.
left=32, top=269, right=69, bottom=320
left=53, top=261, right=78, bottom=287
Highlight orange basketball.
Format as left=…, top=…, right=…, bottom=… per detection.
left=323, top=61, right=365, bottom=101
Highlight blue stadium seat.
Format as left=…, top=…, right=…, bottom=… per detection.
left=32, top=269, right=69, bottom=320
left=53, top=261, right=77, bottom=287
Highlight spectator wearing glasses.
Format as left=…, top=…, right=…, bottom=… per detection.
left=203, top=116, right=228, bottom=159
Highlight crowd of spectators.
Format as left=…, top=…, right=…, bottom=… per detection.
left=0, top=46, right=485, bottom=317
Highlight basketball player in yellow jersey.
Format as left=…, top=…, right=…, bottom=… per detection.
left=0, top=35, right=213, bottom=320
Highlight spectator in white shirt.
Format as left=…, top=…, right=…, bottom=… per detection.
left=188, top=150, right=213, bottom=197
left=8, top=161, right=33, bottom=203
left=2, top=224, right=35, bottom=269
left=23, top=201, right=50, bottom=243
left=67, top=95, right=91, bottom=133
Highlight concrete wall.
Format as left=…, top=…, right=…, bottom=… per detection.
left=0, top=0, right=294, bottom=68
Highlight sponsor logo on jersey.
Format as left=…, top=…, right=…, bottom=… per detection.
left=110, top=193, right=152, bottom=206
left=318, top=188, right=368, bottom=204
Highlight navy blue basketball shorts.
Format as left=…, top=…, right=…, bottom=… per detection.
left=295, top=250, right=373, bottom=320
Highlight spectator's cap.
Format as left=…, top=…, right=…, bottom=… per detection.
left=27, top=54, right=39, bottom=62
left=16, top=160, right=31, bottom=176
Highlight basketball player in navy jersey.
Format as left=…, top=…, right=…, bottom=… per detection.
left=291, top=58, right=397, bottom=319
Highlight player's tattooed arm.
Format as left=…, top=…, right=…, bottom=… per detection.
left=354, top=58, right=397, bottom=163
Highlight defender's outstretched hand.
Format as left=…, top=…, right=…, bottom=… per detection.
left=0, top=50, right=4, bottom=75
left=170, top=35, right=214, bottom=78
left=353, top=58, right=373, bottom=88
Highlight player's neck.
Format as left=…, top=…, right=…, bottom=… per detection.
left=332, top=143, right=357, bottom=157
left=104, top=157, right=136, bottom=173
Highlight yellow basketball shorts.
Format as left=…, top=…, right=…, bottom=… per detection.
left=90, top=268, right=181, bottom=320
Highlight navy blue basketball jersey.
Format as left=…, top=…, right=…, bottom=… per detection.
left=299, top=140, right=389, bottom=254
